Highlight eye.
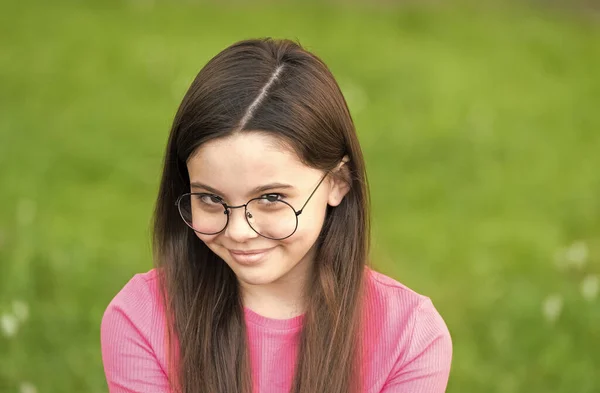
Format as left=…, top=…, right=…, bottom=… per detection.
left=261, top=193, right=285, bottom=203
left=195, top=193, right=223, bottom=205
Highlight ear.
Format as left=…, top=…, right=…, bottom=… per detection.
left=327, top=155, right=351, bottom=207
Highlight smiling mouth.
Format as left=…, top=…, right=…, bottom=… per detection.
left=229, top=248, right=273, bottom=255
left=228, top=247, right=274, bottom=265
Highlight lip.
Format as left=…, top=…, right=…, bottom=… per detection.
left=228, top=247, right=275, bottom=265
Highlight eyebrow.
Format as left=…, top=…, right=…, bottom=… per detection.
left=190, top=181, right=295, bottom=197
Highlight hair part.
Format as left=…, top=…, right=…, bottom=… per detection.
left=237, top=65, right=285, bottom=130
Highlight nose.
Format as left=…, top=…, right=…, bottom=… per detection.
left=223, top=206, right=258, bottom=242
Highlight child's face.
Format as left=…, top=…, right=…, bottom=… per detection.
left=186, top=132, right=348, bottom=289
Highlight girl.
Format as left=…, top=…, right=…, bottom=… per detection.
left=101, top=38, right=452, bottom=393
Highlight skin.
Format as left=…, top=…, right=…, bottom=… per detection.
left=186, top=132, right=349, bottom=319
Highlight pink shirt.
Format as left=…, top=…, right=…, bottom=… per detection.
left=101, top=268, right=452, bottom=392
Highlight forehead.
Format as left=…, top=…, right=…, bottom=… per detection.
left=187, top=132, right=312, bottom=187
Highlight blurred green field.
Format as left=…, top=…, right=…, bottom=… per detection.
left=1, top=0, right=599, bottom=392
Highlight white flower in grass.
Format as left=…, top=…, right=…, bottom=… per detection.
left=581, top=275, right=599, bottom=301
left=564, top=241, right=588, bottom=270
left=20, top=382, right=38, bottom=393
left=0, top=313, right=19, bottom=337
left=12, top=300, right=29, bottom=322
left=542, top=294, right=563, bottom=324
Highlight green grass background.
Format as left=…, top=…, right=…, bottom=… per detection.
left=1, top=0, right=599, bottom=392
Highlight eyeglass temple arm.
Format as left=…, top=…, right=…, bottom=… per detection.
left=296, top=171, right=330, bottom=216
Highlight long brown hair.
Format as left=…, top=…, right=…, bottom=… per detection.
left=153, top=38, right=371, bottom=393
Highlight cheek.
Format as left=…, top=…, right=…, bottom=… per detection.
left=280, top=204, right=327, bottom=249
left=196, top=232, right=217, bottom=243
left=195, top=233, right=222, bottom=253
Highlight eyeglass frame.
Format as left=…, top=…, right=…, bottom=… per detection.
left=174, top=170, right=330, bottom=240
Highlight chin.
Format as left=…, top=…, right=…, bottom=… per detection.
left=235, top=268, right=282, bottom=286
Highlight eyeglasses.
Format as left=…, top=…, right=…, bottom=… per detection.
left=175, top=172, right=329, bottom=240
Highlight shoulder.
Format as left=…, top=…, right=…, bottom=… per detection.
left=364, top=266, right=450, bottom=336
left=362, top=267, right=452, bottom=366
left=100, top=268, right=165, bottom=344
left=362, top=268, right=452, bottom=391
left=364, top=267, right=431, bottom=314
left=100, top=269, right=172, bottom=389
left=103, top=268, right=161, bottom=315
left=108, top=268, right=160, bottom=303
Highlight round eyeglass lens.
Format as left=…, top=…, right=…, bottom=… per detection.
left=177, top=194, right=228, bottom=234
left=245, top=198, right=298, bottom=239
